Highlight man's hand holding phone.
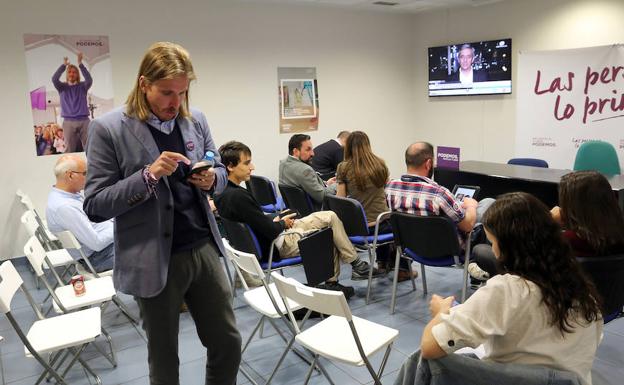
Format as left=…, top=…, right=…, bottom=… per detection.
left=149, top=151, right=190, bottom=180
left=273, top=212, right=297, bottom=229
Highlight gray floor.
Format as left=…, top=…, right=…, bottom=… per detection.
left=1, top=258, right=623, bottom=385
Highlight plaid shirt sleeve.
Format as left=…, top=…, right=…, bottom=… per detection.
left=435, top=187, right=465, bottom=223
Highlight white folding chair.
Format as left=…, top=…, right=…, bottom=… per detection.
left=223, top=238, right=320, bottom=385
left=53, top=231, right=112, bottom=278
left=23, top=236, right=118, bottom=367
left=16, top=190, right=48, bottom=233
left=51, top=231, right=139, bottom=324
left=271, top=272, right=399, bottom=385
left=20, top=211, right=75, bottom=270
left=0, top=260, right=102, bottom=385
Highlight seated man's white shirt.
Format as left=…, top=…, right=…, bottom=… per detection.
left=46, top=187, right=114, bottom=258
left=431, top=274, right=603, bottom=385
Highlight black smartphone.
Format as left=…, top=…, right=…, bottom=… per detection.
left=279, top=209, right=299, bottom=218
left=187, top=164, right=213, bottom=176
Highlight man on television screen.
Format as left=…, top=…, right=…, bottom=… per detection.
left=447, top=44, right=488, bottom=84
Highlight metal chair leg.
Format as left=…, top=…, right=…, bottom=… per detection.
left=461, top=249, right=470, bottom=302
left=241, top=317, right=265, bottom=354
left=406, top=258, right=416, bottom=290
left=265, top=335, right=296, bottom=384
left=377, top=343, right=393, bottom=378
left=390, top=248, right=402, bottom=314
left=238, top=364, right=260, bottom=385
left=58, top=344, right=89, bottom=380
left=74, top=351, right=103, bottom=385
left=111, top=296, right=139, bottom=325
left=365, top=247, right=374, bottom=304
left=421, top=264, right=428, bottom=295
left=302, top=355, right=318, bottom=385
left=99, top=327, right=117, bottom=367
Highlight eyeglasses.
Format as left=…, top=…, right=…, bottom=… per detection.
left=69, top=171, right=87, bottom=176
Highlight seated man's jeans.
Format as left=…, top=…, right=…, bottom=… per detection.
left=393, top=350, right=582, bottom=385
left=82, top=243, right=115, bottom=273
left=476, top=198, right=496, bottom=223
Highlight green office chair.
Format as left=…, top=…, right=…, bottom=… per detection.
left=573, top=140, right=621, bottom=175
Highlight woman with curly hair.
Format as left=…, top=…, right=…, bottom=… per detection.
left=395, top=192, right=603, bottom=385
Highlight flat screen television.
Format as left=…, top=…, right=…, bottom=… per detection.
left=428, top=38, right=512, bottom=97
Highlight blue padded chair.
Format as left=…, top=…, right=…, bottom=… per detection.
left=507, top=158, right=549, bottom=168
left=573, top=140, right=621, bottom=175
left=577, top=254, right=624, bottom=323
left=278, top=184, right=318, bottom=217
left=389, top=212, right=470, bottom=314
left=246, top=175, right=285, bottom=214
left=220, top=217, right=302, bottom=276
left=324, top=195, right=393, bottom=304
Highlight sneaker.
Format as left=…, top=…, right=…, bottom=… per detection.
left=467, top=262, right=490, bottom=281
left=351, top=259, right=384, bottom=280
left=234, top=270, right=263, bottom=289
left=318, top=281, right=355, bottom=300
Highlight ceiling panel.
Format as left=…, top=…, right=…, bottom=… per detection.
left=237, top=0, right=511, bottom=14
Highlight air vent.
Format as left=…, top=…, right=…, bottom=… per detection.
left=373, top=1, right=399, bottom=6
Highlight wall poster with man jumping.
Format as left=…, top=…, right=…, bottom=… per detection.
left=24, top=34, right=115, bottom=156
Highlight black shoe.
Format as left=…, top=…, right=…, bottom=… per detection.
left=292, top=308, right=322, bottom=320
left=318, top=281, right=355, bottom=299
left=470, top=277, right=485, bottom=290
left=351, top=259, right=384, bottom=281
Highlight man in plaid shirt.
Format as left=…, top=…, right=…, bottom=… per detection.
left=385, top=142, right=484, bottom=249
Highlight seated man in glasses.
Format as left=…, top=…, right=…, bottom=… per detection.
left=46, top=154, right=114, bottom=273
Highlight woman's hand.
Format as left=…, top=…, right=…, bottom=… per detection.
left=429, top=294, right=454, bottom=317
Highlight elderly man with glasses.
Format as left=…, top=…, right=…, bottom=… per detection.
left=46, top=154, right=114, bottom=272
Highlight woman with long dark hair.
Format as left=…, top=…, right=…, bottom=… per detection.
left=553, top=170, right=624, bottom=256
left=472, top=170, right=624, bottom=281
left=335, top=131, right=410, bottom=278
left=395, top=192, right=603, bottom=385
left=336, top=131, right=389, bottom=226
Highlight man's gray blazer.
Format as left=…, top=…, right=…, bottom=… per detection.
left=83, top=106, right=227, bottom=298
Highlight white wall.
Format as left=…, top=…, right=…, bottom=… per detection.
left=410, top=0, right=624, bottom=163
left=2, top=0, right=623, bottom=259
left=0, top=0, right=414, bottom=258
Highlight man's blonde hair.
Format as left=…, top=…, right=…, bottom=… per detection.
left=126, top=42, right=196, bottom=121
left=65, top=64, right=81, bottom=83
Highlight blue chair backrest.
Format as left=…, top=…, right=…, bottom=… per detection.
left=278, top=184, right=316, bottom=217
left=576, top=254, right=624, bottom=323
left=573, top=140, right=621, bottom=175
left=508, top=158, right=549, bottom=168
left=246, top=175, right=278, bottom=206
left=220, top=217, right=264, bottom=260
left=324, top=195, right=369, bottom=237
left=390, top=212, right=460, bottom=258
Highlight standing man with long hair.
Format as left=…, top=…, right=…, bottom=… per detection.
left=83, top=42, right=241, bottom=385
left=52, top=51, right=92, bottom=153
